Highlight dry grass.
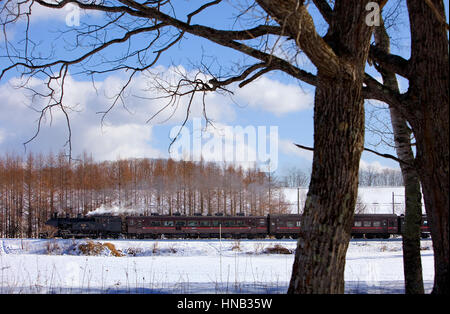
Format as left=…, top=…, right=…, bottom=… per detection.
left=168, top=245, right=177, bottom=254
left=252, top=243, right=265, bottom=254
left=103, top=242, right=124, bottom=257
left=77, top=241, right=123, bottom=257
left=152, top=242, right=159, bottom=254
left=45, top=240, right=60, bottom=254
left=263, top=244, right=293, bottom=255
left=125, top=247, right=143, bottom=256
left=231, top=240, right=241, bottom=252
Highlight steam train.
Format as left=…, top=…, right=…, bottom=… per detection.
left=43, top=212, right=431, bottom=240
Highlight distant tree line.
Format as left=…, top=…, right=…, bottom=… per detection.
left=280, top=166, right=403, bottom=188
left=358, top=167, right=403, bottom=187
left=0, top=152, right=289, bottom=238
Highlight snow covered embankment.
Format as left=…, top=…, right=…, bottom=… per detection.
left=0, top=238, right=434, bottom=294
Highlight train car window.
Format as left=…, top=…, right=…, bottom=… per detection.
left=212, top=220, right=220, bottom=227
left=129, top=219, right=135, bottom=226
left=176, top=221, right=185, bottom=226
left=354, top=221, right=362, bottom=227
left=236, top=220, right=244, bottom=226
left=259, top=219, right=265, bottom=225
left=423, top=219, right=428, bottom=226
left=287, top=221, right=295, bottom=228
left=363, top=221, right=371, bottom=227
left=188, top=221, right=199, bottom=227
left=200, top=221, right=210, bottom=227
left=373, top=221, right=381, bottom=227
left=151, top=221, right=161, bottom=227
left=163, top=221, right=174, bottom=227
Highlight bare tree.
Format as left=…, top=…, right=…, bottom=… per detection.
left=355, top=194, right=368, bottom=214
left=366, top=0, right=449, bottom=294
left=0, top=0, right=448, bottom=293
left=282, top=167, right=310, bottom=187
left=372, top=12, right=424, bottom=294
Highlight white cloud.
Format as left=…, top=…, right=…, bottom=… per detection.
left=0, top=68, right=236, bottom=160
left=0, top=74, right=164, bottom=160
left=138, top=65, right=236, bottom=123
left=0, top=65, right=315, bottom=163
left=0, top=129, right=6, bottom=144
left=169, top=120, right=278, bottom=172
left=235, top=76, right=314, bottom=115
left=29, top=1, right=70, bottom=22
left=81, top=123, right=162, bottom=161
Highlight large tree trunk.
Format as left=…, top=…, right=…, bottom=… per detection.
left=285, top=0, right=372, bottom=293
left=410, top=115, right=449, bottom=295
left=391, top=104, right=425, bottom=294
left=374, top=17, right=424, bottom=294
left=288, top=75, right=365, bottom=293
left=406, top=0, right=449, bottom=295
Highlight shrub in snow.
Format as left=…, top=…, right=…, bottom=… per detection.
left=263, top=244, right=293, bottom=255
left=124, top=247, right=143, bottom=256
left=45, top=240, right=61, bottom=255
left=231, top=240, right=241, bottom=252
left=76, top=241, right=123, bottom=257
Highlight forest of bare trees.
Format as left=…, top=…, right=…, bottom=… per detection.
left=358, top=168, right=403, bottom=187
left=0, top=149, right=404, bottom=239
left=0, top=152, right=289, bottom=238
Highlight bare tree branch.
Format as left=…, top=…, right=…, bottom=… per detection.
left=368, top=44, right=411, bottom=79
left=293, top=142, right=410, bottom=165
left=0, top=0, right=417, bottom=159
left=312, top=0, right=333, bottom=24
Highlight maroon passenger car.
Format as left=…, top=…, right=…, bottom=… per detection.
left=351, top=214, right=399, bottom=239
left=398, top=214, right=431, bottom=238
left=268, top=214, right=400, bottom=239
left=268, top=214, right=301, bottom=239
left=125, top=214, right=267, bottom=239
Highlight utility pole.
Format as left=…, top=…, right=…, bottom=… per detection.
left=392, top=192, right=395, bottom=214
left=268, top=159, right=271, bottom=215
left=297, top=187, right=300, bottom=215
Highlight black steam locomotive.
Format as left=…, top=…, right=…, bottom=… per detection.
left=43, top=212, right=430, bottom=240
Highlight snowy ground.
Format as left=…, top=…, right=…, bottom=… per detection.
left=0, top=237, right=434, bottom=294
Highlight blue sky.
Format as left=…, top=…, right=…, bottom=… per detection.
left=1, top=0, right=446, bottom=177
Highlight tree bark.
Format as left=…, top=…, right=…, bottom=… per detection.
left=288, top=75, right=365, bottom=293
left=390, top=105, right=425, bottom=294
left=406, top=0, right=449, bottom=295
left=374, top=17, right=424, bottom=294
left=286, top=0, right=373, bottom=293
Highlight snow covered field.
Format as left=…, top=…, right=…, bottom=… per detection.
left=0, top=238, right=434, bottom=294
